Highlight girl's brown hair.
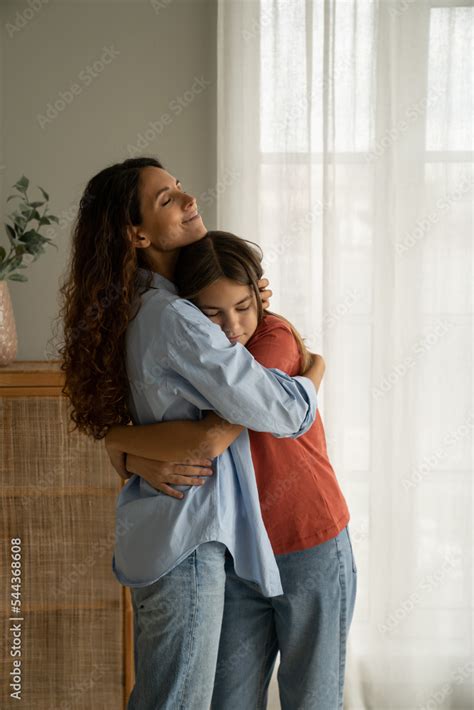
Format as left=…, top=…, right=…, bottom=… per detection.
left=56, top=157, right=163, bottom=440
left=174, top=230, right=312, bottom=372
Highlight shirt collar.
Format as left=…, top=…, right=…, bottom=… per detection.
left=137, top=267, right=178, bottom=295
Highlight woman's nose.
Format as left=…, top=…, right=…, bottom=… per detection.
left=182, top=191, right=196, bottom=209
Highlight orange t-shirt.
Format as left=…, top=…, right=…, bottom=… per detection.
left=246, top=313, right=350, bottom=555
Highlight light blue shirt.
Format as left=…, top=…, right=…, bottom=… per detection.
left=112, top=268, right=317, bottom=597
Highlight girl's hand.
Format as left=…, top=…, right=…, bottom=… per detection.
left=125, top=453, right=214, bottom=500
left=257, top=277, right=272, bottom=310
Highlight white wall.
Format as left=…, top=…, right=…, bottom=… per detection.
left=0, top=0, right=217, bottom=359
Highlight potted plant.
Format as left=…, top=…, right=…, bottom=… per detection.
left=0, top=175, right=59, bottom=366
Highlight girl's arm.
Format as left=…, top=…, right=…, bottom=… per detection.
left=303, top=353, right=326, bottom=392
left=105, top=412, right=243, bottom=462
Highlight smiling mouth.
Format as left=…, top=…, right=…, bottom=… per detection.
left=182, top=212, right=200, bottom=224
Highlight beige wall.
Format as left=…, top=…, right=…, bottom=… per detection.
left=0, top=0, right=217, bottom=359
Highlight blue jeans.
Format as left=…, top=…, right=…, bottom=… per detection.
left=127, top=541, right=227, bottom=710
left=211, top=525, right=358, bottom=710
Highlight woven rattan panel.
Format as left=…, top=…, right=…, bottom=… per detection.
left=1, top=395, right=124, bottom=708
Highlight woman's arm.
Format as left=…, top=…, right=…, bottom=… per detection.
left=105, top=412, right=243, bottom=462
left=106, top=277, right=269, bottom=468
left=106, top=354, right=324, bottom=464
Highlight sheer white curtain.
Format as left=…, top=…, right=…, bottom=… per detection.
left=217, top=1, right=473, bottom=707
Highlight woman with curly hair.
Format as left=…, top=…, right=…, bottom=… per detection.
left=59, top=157, right=324, bottom=709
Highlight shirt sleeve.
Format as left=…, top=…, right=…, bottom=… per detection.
left=246, top=320, right=302, bottom=373
left=157, top=298, right=317, bottom=438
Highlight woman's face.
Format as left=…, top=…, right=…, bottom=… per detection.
left=195, top=277, right=259, bottom=346
left=136, top=167, right=206, bottom=250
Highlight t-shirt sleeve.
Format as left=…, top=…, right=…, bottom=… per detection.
left=246, top=320, right=302, bottom=375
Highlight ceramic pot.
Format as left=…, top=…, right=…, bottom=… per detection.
left=0, top=281, right=18, bottom=366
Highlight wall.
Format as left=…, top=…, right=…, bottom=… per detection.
left=0, top=0, right=217, bottom=359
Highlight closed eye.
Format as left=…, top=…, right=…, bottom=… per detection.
left=202, top=305, right=251, bottom=317
left=161, top=182, right=183, bottom=207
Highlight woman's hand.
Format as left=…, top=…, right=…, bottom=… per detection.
left=257, top=277, right=272, bottom=310
left=125, top=453, right=214, bottom=500
left=106, top=445, right=132, bottom=481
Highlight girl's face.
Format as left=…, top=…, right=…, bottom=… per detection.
left=195, top=277, right=259, bottom=346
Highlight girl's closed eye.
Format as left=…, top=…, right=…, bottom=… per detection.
left=193, top=278, right=259, bottom=346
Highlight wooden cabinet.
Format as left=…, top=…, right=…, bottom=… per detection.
left=0, top=362, right=133, bottom=708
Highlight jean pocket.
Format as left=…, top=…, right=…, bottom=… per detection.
left=345, top=526, right=357, bottom=574
left=131, top=578, right=163, bottom=612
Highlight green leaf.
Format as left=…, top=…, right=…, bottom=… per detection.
left=14, top=176, right=29, bottom=193
left=38, top=216, right=51, bottom=226
left=6, top=257, right=22, bottom=271
left=0, top=247, right=5, bottom=262
left=6, top=194, right=21, bottom=202
left=29, top=201, right=45, bottom=208
left=47, top=215, right=60, bottom=224
left=19, top=234, right=34, bottom=246
left=20, top=205, right=41, bottom=221
left=12, top=213, right=27, bottom=231
left=8, top=273, right=28, bottom=282
left=38, top=186, right=49, bottom=201
left=6, top=224, right=16, bottom=242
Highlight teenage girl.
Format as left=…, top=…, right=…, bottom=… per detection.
left=106, top=230, right=357, bottom=709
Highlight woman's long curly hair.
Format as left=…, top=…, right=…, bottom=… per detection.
left=57, top=157, right=163, bottom=440
left=174, top=231, right=312, bottom=372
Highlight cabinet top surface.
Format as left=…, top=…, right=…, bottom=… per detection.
left=0, top=360, right=62, bottom=373
left=0, top=361, right=64, bottom=391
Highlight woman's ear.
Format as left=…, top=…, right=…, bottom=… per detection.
left=127, top=226, right=151, bottom=249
